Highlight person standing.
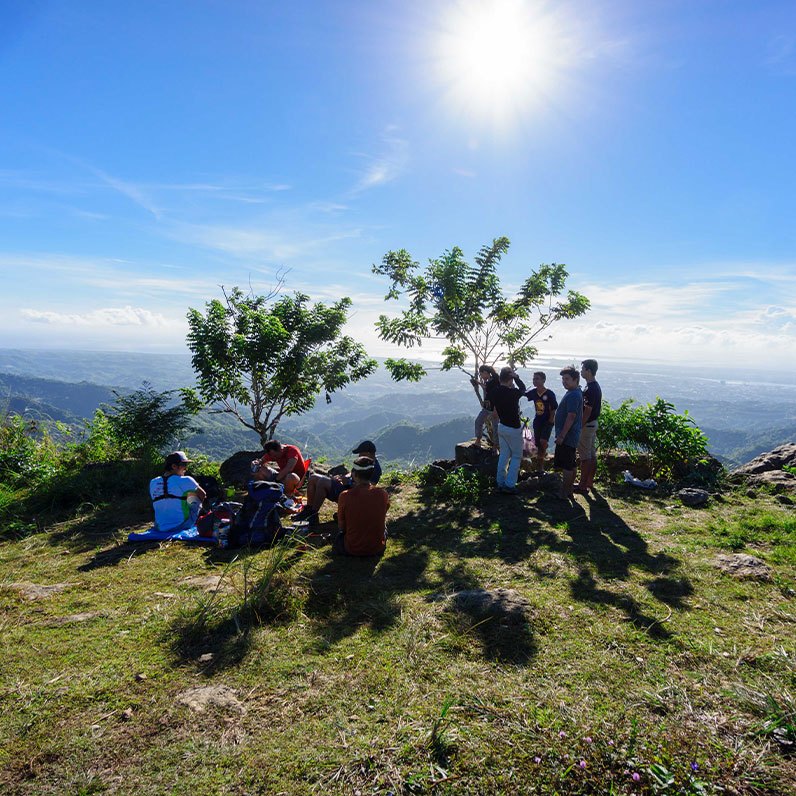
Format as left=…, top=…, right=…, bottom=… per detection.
left=526, top=371, right=558, bottom=474
left=554, top=367, right=583, bottom=500
left=471, top=364, right=500, bottom=450
left=491, top=366, right=527, bottom=494
left=149, top=451, right=207, bottom=532
left=575, top=359, right=602, bottom=494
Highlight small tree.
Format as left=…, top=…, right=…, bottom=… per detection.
left=373, top=237, right=589, bottom=410
left=104, top=382, right=201, bottom=460
left=187, top=288, right=377, bottom=443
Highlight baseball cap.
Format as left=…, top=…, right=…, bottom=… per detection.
left=352, top=440, right=376, bottom=455
left=165, top=450, right=191, bottom=467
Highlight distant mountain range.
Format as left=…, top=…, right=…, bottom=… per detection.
left=1, top=349, right=794, bottom=467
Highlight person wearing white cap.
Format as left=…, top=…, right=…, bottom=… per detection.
left=149, top=451, right=206, bottom=532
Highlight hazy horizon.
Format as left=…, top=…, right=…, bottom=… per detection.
left=2, top=2, right=795, bottom=370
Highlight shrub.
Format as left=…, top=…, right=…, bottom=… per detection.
left=598, top=397, right=710, bottom=479
left=428, top=466, right=489, bottom=503
left=0, top=412, right=60, bottom=487
left=104, top=382, right=200, bottom=459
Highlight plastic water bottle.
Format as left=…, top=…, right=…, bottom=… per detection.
left=217, top=522, right=229, bottom=549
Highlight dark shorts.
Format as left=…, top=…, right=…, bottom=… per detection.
left=328, top=477, right=352, bottom=501
left=554, top=443, right=577, bottom=471
left=533, top=422, right=554, bottom=448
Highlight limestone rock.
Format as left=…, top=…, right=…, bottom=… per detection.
left=677, top=487, right=710, bottom=507
left=454, top=440, right=498, bottom=477
left=176, top=685, right=245, bottom=714
left=433, top=588, right=531, bottom=624
left=728, top=444, right=796, bottom=492
left=7, top=582, right=73, bottom=600
left=424, top=464, right=447, bottom=485
left=178, top=575, right=232, bottom=593
left=731, top=443, right=796, bottom=476
left=49, top=612, right=100, bottom=625
left=714, top=553, right=772, bottom=581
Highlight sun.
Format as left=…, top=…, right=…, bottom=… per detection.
left=432, top=0, right=573, bottom=129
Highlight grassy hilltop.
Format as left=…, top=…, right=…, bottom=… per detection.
left=1, top=468, right=795, bottom=795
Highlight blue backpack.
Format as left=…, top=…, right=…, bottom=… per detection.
left=228, top=480, right=287, bottom=548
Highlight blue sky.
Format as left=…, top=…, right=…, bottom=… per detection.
left=1, top=0, right=795, bottom=368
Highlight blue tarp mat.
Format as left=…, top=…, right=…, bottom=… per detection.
left=127, top=526, right=216, bottom=544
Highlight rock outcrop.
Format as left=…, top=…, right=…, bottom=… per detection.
left=729, top=443, right=796, bottom=492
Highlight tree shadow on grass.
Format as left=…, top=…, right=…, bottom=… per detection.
left=301, top=513, right=539, bottom=665
left=303, top=545, right=429, bottom=651
left=166, top=542, right=311, bottom=673
left=388, top=481, right=691, bottom=643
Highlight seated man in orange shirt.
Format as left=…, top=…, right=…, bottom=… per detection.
left=333, top=456, right=390, bottom=557
left=252, top=439, right=307, bottom=496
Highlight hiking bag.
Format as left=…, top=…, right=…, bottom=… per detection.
left=521, top=417, right=537, bottom=458
left=196, top=500, right=242, bottom=539
left=227, top=480, right=287, bottom=548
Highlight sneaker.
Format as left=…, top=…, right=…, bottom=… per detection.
left=501, top=486, right=518, bottom=495
left=294, top=506, right=315, bottom=521
left=306, top=512, right=320, bottom=528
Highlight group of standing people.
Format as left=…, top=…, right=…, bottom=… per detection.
left=473, top=359, right=602, bottom=499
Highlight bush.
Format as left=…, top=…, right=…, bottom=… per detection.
left=598, top=397, right=710, bottom=479
left=424, top=466, right=489, bottom=503
left=0, top=413, right=60, bottom=487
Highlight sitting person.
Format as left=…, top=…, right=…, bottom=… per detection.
left=149, top=451, right=207, bottom=532
left=296, top=440, right=382, bottom=526
left=251, top=440, right=307, bottom=496
left=332, top=456, right=390, bottom=557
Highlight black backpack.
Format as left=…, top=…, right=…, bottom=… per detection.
left=227, top=480, right=287, bottom=548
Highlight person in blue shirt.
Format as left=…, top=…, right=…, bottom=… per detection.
left=554, top=366, right=583, bottom=500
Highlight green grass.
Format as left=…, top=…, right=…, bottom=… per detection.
left=1, top=477, right=795, bottom=794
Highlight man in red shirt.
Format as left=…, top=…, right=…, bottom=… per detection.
left=253, top=440, right=307, bottom=495
left=333, top=457, right=390, bottom=557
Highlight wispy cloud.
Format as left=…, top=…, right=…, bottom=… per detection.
left=167, top=221, right=363, bottom=261
left=766, top=34, right=796, bottom=75
left=350, top=128, right=409, bottom=194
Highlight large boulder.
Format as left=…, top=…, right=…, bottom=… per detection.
left=219, top=450, right=262, bottom=488
left=731, top=443, right=796, bottom=476
left=455, top=440, right=499, bottom=477
left=729, top=443, right=796, bottom=492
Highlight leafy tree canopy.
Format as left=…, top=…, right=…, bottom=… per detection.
left=373, top=237, right=589, bottom=395
left=187, top=287, right=377, bottom=443
left=104, top=382, right=200, bottom=459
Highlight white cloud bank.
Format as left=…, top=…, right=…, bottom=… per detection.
left=20, top=306, right=174, bottom=327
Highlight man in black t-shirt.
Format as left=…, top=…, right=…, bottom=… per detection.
left=575, top=359, right=602, bottom=494
left=526, top=371, right=558, bottom=474
left=492, top=367, right=526, bottom=493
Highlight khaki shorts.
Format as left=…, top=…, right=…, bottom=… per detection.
left=577, top=422, right=598, bottom=460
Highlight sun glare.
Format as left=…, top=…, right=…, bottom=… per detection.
left=433, top=0, right=574, bottom=129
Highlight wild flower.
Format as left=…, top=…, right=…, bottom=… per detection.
left=584, top=736, right=593, bottom=743
left=690, top=761, right=699, bottom=772
left=558, top=730, right=567, bottom=738
left=534, top=756, right=541, bottom=763
left=632, top=772, right=641, bottom=782
left=579, top=760, right=587, bottom=769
